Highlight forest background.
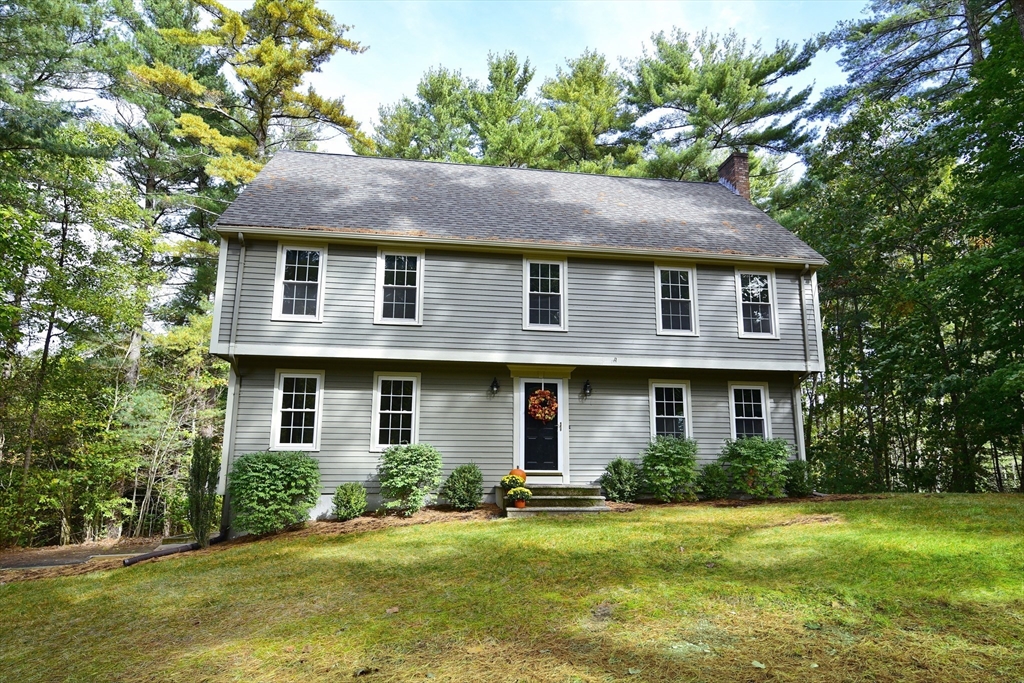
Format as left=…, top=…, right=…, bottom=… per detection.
left=1, top=0, right=1021, bottom=546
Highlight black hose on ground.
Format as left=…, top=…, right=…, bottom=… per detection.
left=122, top=533, right=226, bottom=567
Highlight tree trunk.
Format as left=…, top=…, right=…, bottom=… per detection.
left=1009, top=0, right=1024, bottom=44
left=963, top=0, right=986, bottom=65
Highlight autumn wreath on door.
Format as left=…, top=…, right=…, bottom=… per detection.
left=527, top=388, right=558, bottom=422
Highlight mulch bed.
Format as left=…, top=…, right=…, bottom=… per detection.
left=0, top=495, right=885, bottom=585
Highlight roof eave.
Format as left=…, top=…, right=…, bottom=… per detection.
left=215, top=223, right=828, bottom=268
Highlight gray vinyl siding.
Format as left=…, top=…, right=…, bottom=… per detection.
left=213, top=239, right=823, bottom=370
left=227, top=362, right=799, bottom=497
left=566, top=370, right=799, bottom=485
left=230, top=362, right=514, bottom=495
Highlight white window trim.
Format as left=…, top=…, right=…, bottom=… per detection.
left=370, top=372, right=422, bottom=452
left=654, top=264, right=700, bottom=336
left=648, top=380, right=693, bottom=440
left=727, top=381, right=772, bottom=441
left=272, top=242, right=327, bottom=323
left=734, top=268, right=779, bottom=339
left=522, top=257, right=569, bottom=332
left=374, top=248, right=425, bottom=326
left=270, top=369, right=325, bottom=451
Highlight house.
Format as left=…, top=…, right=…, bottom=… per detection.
left=210, top=150, right=825, bottom=517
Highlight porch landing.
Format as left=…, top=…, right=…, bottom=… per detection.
left=496, top=485, right=611, bottom=518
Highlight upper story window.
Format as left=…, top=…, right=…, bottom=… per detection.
left=371, top=373, right=420, bottom=451
left=375, top=250, right=424, bottom=325
left=650, top=381, right=691, bottom=439
left=736, top=270, right=777, bottom=337
left=273, top=244, right=326, bottom=322
left=271, top=370, right=324, bottom=451
left=655, top=265, right=698, bottom=335
left=729, top=383, right=770, bottom=440
left=523, top=258, right=568, bottom=331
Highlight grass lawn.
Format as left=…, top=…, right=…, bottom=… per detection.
left=1, top=494, right=1022, bottom=682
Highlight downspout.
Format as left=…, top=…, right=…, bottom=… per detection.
left=794, top=264, right=812, bottom=461
left=220, top=232, right=247, bottom=537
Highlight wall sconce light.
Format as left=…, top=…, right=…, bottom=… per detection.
left=490, top=377, right=501, bottom=395
left=583, top=379, right=592, bottom=398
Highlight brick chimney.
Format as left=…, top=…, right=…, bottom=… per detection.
left=717, top=151, right=750, bottom=200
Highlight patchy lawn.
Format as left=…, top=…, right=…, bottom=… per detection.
left=1, top=494, right=1022, bottom=682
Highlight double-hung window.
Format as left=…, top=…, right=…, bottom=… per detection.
left=371, top=373, right=420, bottom=451
left=729, top=383, right=770, bottom=439
left=271, top=370, right=324, bottom=450
left=649, top=381, right=692, bottom=439
left=374, top=250, right=424, bottom=324
left=273, top=244, right=326, bottom=321
left=655, top=265, right=698, bottom=335
left=736, top=270, right=777, bottom=337
left=523, top=258, right=567, bottom=331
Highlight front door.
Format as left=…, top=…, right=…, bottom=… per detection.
left=523, top=380, right=560, bottom=471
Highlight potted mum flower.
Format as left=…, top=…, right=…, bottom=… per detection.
left=501, top=474, right=525, bottom=491
left=506, top=486, right=532, bottom=509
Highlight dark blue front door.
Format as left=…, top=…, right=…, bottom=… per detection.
left=524, top=381, right=559, bottom=471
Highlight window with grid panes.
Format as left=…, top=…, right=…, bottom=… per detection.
left=280, top=249, right=321, bottom=317
left=732, top=386, right=766, bottom=438
left=278, top=375, right=319, bottom=445
left=381, top=254, right=418, bottom=320
left=652, top=385, right=688, bottom=437
left=739, top=273, right=773, bottom=335
left=658, top=268, right=693, bottom=332
left=377, top=378, right=416, bottom=446
left=528, top=261, right=562, bottom=326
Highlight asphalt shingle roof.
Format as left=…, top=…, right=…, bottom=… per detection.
left=216, top=150, right=825, bottom=264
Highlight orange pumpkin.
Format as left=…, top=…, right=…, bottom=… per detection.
left=509, top=468, right=527, bottom=482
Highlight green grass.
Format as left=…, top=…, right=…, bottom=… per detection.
left=2, top=494, right=1023, bottom=682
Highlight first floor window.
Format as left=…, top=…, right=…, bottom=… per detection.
left=373, top=374, right=419, bottom=449
left=274, top=371, right=323, bottom=449
left=525, top=259, right=565, bottom=329
left=651, top=383, right=689, bottom=438
left=738, top=271, right=774, bottom=335
left=731, top=385, right=768, bottom=439
left=657, top=267, right=696, bottom=333
left=275, top=246, right=325, bottom=320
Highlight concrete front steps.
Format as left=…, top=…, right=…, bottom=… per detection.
left=496, top=485, right=611, bottom=518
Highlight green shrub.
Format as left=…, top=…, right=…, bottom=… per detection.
left=719, top=437, right=790, bottom=499
left=332, top=482, right=367, bottom=521
left=600, top=458, right=642, bottom=502
left=640, top=436, right=700, bottom=502
left=228, top=451, right=321, bottom=535
left=377, top=443, right=443, bottom=516
left=784, top=459, right=815, bottom=497
left=186, top=435, right=221, bottom=547
left=500, top=474, right=525, bottom=491
left=441, top=463, right=484, bottom=511
left=697, top=462, right=731, bottom=500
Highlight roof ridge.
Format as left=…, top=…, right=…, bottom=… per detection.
left=274, top=149, right=724, bottom=188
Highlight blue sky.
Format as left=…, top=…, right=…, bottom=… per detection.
left=229, top=1, right=871, bottom=152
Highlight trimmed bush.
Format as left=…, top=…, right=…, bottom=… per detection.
left=784, top=459, right=815, bottom=497
left=719, top=437, right=790, bottom=499
left=640, top=436, right=700, bottom=502
left=600, top=458, right=642, bottom=502
left=377, top=443, right=443, bottom=516
left=441, top=463, right=484, bottom=511
left=697, top=462, right=731, bottom=500
left=332, top=482, right=368, bottom=521
left=228, top=451, right=321, bottom=535
left=186, top=435, right=221, bottom=547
